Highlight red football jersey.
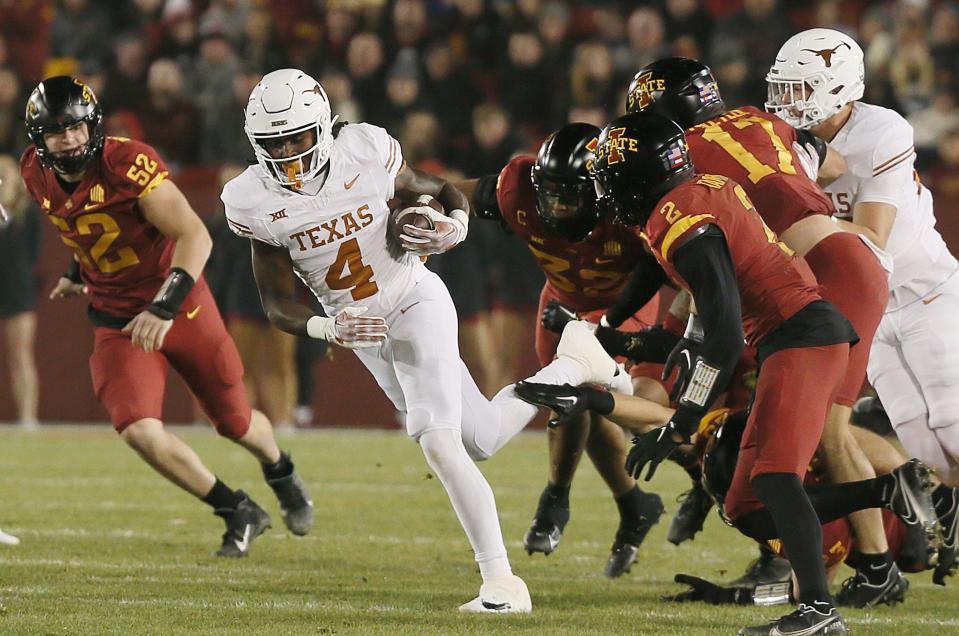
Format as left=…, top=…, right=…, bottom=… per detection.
left=20, top=137, right=174, bottom=317
left=686, top=106, right=835, bottom=235
left=641, top=173, right=819, bottom=346
left=496, top=155, right=654, bottom=314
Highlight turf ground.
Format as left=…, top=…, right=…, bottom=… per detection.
left=0, top=426, right=955, bottom=635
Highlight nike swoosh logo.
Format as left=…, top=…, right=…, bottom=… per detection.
left=399, top=301, right=421, bottom=315
left=595, top=257, right=616, bottom=264
left=344, top=174, right=360, bottom=189
left=83, top=202, right=102, bottom=210
left=234, top=524, right=251, bottom=554
left=922, top=293, right=943, bottom=305
left=186, top=306, right=201, bottom=319
left=481, top=601, right=511, bottom=611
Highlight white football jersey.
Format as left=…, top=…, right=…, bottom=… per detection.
left=824, top=102, right=958, bottom=309
left=221, top=123, right=427, bottom=317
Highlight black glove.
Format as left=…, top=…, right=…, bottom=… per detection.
left=595, top=323, right=679, bottom=363
left=662, top=574, right=752, bottom=605
left=663, top=337, right=699, bottom=402
left=625, top=423, right=685, bottom=481
left=541, top=299, right=579, bottom=334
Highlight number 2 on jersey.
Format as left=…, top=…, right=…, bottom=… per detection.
left=700, top=116, right=797, bottom=184
left=326, top=238, right=379, bottom=300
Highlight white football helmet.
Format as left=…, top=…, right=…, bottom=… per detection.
left=244, top=68, right=338, bottom=187
left=765, top=28, right=864, bottom=129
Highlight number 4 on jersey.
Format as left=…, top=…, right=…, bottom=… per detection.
left=326, top=238, right=379, bottom=300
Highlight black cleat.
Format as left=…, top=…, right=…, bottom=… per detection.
left=214, top=491, right=272, bottom=557
left=523, top=487, right=570, bottom=556
left=523, top=519, right=564, bottom=555
left=836, top=563, right=909, bottom=608
left=934, top=492, right=958, bottom=585
left=739, top=603, right=848, bottom=636
left=666, top=482, right=713, bottom=545
left=884, top=459, right=938, bottom=543
left=604, top=492, right=665, bottom=578
left=729, top=546, right=793, bottom=587
left=266, top=455, right=314, bottom=536
left=513, top=381, right=590, bottom=427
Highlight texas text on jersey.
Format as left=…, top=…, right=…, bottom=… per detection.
left=221, top=122, right=420, bottom=316
left=20, top=137, right=174, bottom=321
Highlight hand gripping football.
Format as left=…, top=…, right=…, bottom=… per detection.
left=388, top=196, right=444, bottom=241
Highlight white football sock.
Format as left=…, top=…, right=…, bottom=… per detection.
left=418, top=428, right=511, bottom=582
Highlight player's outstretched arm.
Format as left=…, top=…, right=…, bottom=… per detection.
left=250, top=240, right=388, bottom=348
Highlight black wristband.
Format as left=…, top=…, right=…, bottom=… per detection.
left=146, top=267, right=195, bottom=320
left=65, top=258, right=83, bottom=284
left=670, top=406, right=704, bottom=441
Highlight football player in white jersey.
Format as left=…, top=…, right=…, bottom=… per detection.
left=768, top=28, right=959, bottom=593
left=221, top=69, right=627, bottom=613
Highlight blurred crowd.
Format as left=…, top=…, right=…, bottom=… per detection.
left=4, top=0, right=959, bottom=427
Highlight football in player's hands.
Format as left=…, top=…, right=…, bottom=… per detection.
left=388, top=197, right=442, bottom=242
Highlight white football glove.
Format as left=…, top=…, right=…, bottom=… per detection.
left=399, top=207, right=469, bottom=256
left=307, top=306, right=388, bottom=349
left=792, top=140, right=820, bottom=181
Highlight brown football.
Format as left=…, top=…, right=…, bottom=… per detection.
left=388, top=198, right=443, bottom=240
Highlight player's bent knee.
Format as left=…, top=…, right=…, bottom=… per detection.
left=212, top=410, right=251, bottom=440
left=418, top=427, right=469, bottom=471
left=119, top=418, right=164, bottom=451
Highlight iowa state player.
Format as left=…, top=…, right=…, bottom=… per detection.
left=626, top=56, right=903, bottom=607
left=453, top=123, right=665, bottom=579
left=19, top=76, right=313, bottom=557
left=591, top=111, right=862, bottom=636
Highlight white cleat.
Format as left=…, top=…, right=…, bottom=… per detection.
left=556, top=321, right=617, bottom=385
left=458, top=574, right=532, bottom=614
left=0, top=529, right=20, bottom=545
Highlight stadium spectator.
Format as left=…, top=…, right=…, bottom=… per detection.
left=138, top=58, right=200, bottom=167
left=239, top=6, right=290, bottom=75
left=0, top=154, right=41, bottom=429
left=346, top=32, right=387, bottom=123
left=422, top=38, right=479, bottom=149
left=0, top=66, right=27, bottom=156
left=208, top=164, right=297, bottom=430
left=50, top=0, right=113, bottom=67
left=502, top=31, right=554, bottom=139
left=200, top=64, right=261, bottom=165
left=100, top=33, right=149, bottom=113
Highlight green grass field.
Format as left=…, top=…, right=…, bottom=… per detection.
left=0, top=426, right=955, bottom=635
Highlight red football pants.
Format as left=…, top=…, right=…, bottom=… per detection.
left=804, top=232, right=888, bottom=406
left=89, top=279, right=251, bottom=438
left=725, top=343, right=849, bottom=521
